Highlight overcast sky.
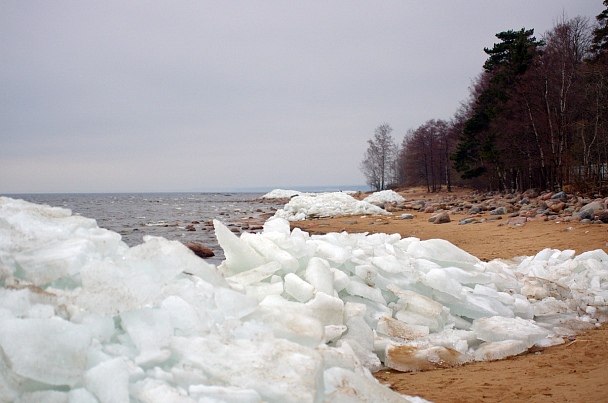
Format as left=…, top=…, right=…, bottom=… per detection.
left=1, top=1, right=605, bottom=193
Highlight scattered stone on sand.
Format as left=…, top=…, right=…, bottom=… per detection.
left=458, top=218, right=477, bottom=225
left=490, top=206, right=508, bottom=215
left=505, top=216, right=528, bottom=226
left=360, top=188, right=608, bottom=226
left=429, top=211, right=450, bottom=224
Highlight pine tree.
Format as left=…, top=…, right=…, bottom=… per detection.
left=590, top=0, right=608, bottom=61
left=452, top=28, right=543, bottom=189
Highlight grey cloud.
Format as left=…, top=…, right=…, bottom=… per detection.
left=1, top=1, right=604, bottom=192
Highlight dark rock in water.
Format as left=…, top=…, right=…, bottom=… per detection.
left=432, top=212, right=451, bottom=224
left=185, top=224, right=196, bottom=231
left=184, top=242, right=215, bottom=258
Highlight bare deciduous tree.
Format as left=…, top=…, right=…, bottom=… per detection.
left=360, top=124, right=397, bottom=191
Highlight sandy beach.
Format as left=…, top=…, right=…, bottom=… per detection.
left=290, top=188, right=608, bottom=402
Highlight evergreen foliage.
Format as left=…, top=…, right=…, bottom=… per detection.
left=590, top=0, right=608, bottom=61
left=452, top=28, right=543, bottom=188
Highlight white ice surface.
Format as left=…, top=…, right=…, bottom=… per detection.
left=363, top=189, right=405, bottom=205
left=1, top=195, right=607, bottom=401
left=273, top=191, right=388, bottom=221
left=261, top=189, right=309, bottom=199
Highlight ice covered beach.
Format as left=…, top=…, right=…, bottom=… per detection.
left=1, top=193, right=607, bottom=402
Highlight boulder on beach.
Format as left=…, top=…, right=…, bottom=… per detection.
left=429, top=211, right=451, bottom=224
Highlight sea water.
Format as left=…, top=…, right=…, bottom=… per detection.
left=4, top=193, right=284, bottom=264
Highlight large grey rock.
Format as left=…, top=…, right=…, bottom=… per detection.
left=581, top=201, right=605, bottom=214
left=575, top=209, right=594, bottom=220
left=469, top=206, right=482, bottom=214
left=490, top=207, right=507, bottom=215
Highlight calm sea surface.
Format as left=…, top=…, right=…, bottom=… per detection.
left=5, top=193, right=286, bottom=265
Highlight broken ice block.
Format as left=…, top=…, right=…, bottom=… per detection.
left=472, top=316, right=549, bottom=347
left=0, top=317, right=91, bottom=386
left=384, top=344, right=471, bottom=372
left=474, top=340, right=528, bottom=361
left=284, top=272, right=315, bottom=302
left=376, top=316, right=430, bottom=340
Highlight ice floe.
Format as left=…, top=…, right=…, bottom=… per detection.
left=260, top=189, right=308, bottom=199
left=363, top=189, right=405, bottom=205
left=274, top=191, right=388, bottom=221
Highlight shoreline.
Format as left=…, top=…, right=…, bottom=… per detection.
left=285, top=187, right=608, bottom=402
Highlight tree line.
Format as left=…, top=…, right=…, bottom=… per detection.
left=361, top=3, right=608, bottom=194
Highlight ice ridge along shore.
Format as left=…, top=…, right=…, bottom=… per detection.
left=1, top=196, right=607, bottom=402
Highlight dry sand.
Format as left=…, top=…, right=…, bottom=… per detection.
left=289, top=188, right=608, bottom=403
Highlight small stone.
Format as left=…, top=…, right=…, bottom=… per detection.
left=597, top=210, right=608, bottom=223
left=458, top=218, right=476, bottom=225
left=550, top=202, right=565, bottom=213
left=506, top=217, right=527, bottom=226
left=401, top=214, right=414, bottom=220
left=540, top=192, right=553, bottom=200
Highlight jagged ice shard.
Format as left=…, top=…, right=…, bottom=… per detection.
left=1, top=195, right=608, bottom=401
